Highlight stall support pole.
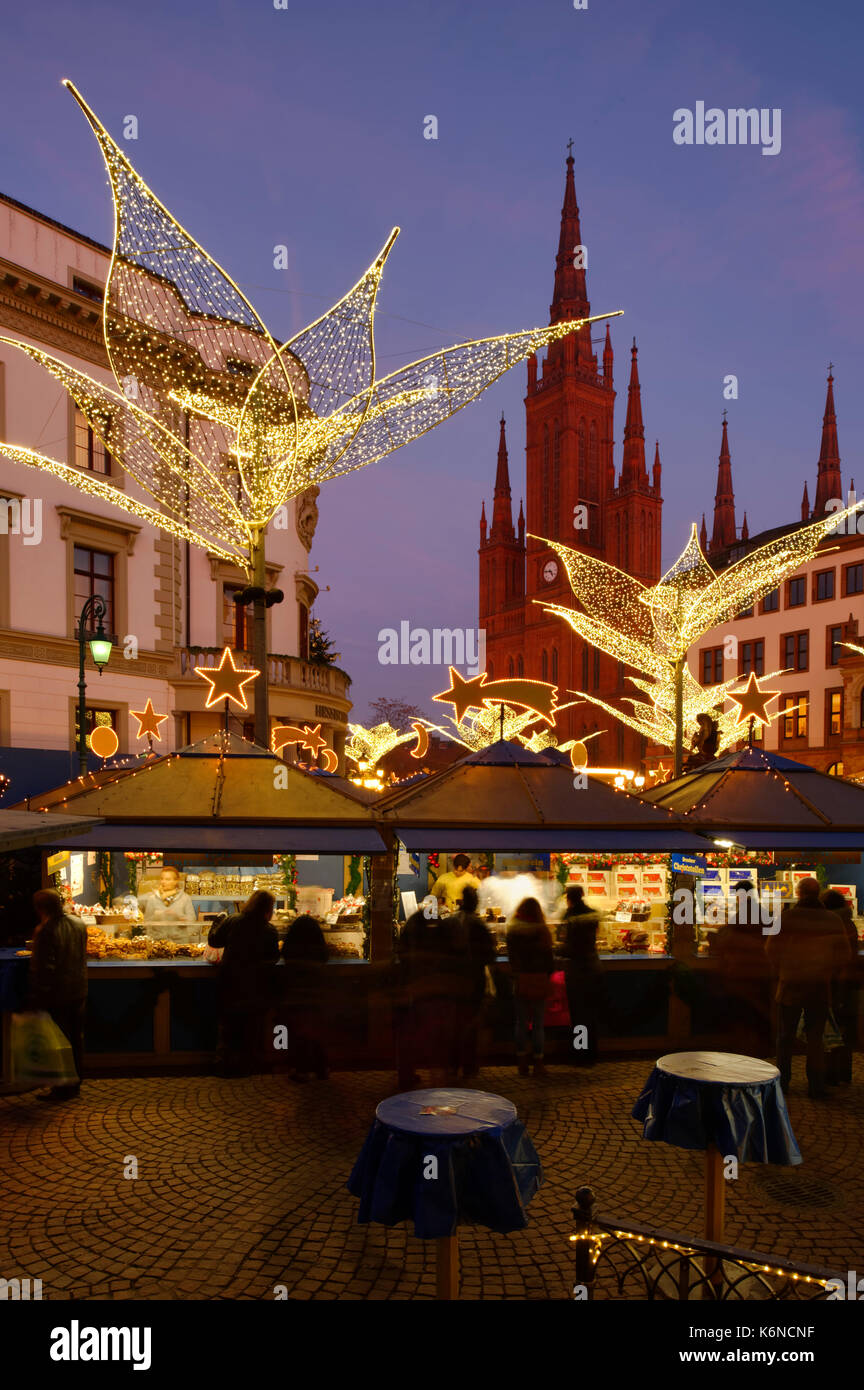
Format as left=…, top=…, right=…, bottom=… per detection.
left=436, top=1235, right=459, bottom=1299
left=703, top=1144, right=726, bottom=1292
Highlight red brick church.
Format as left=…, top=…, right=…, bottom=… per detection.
left=478, top=151, right=662, bottom=769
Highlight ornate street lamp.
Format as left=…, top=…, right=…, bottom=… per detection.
left=77, top=594, right=115, bottom=774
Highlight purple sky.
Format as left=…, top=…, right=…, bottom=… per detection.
left=2, top=0, right=863, bottom=720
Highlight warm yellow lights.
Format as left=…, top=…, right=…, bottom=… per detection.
left=195, top=647, right=260, bottom=710
left=432, top=668, right=559, bottom=726
left=130, top=699, right=169, bottom=742
left=536, top=511, right=864, bottom=756
left=88, top=725, right=119, bottom=759
left=0, top=81, right=621, bottom=577
left=272, top=723, right=326, bottom=758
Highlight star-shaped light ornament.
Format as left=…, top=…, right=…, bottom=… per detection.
left=727, top=673, right=780, bottom=728
left=195, top=647, right=260, bottom=710
left=131, top=699, right=169, bottom=742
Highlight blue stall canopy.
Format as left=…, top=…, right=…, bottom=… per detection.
left=52, top=824, right=386, bottom=853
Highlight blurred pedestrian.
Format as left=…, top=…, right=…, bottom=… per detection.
left=713, top=880, right=771, bottom=1055
left=281, top=914, right=330, bottom=1082
left=444, top=884, right=497, bottom=1079
left=210, top=890, right=279, bottom=1075
left=396, top=901, right=467, bottom=1085
left=506, top=897, right=554, bottom=1077
left=558, top=885, right=603, bottom=1066
left=821, top=889, right=860, bottom=1085
left=29, top=889, right=87, bottom=1101
left=766, top=877, right=852, bottom=1098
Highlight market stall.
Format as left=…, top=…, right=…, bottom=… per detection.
left=5, top=734, right=388, bottom=1068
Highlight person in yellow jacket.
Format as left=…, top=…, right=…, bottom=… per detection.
left=430, top=854, right=480, bottom=913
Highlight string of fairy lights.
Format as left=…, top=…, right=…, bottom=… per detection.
left=536, top=508, right=864, bottom=756
left=0, top=80, right=622, bottom=579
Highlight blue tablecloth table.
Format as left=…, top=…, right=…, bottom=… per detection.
left=632, top=1050, right=802, bottom=1247
left=348, top=1087, right=542, bottom=1298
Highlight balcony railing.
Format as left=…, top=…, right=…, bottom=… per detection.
left=175, top=647, right=350, bottom=701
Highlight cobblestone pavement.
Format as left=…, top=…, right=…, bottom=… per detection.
left=1, top=1058, right=862, bottom=1301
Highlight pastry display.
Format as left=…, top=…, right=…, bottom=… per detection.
left=86, top=926, right=206, bottom=960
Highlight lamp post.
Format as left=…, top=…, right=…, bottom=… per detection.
left=77, top=594, right=115, bottom=774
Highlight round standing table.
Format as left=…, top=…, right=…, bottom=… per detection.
left=347, top=1088, right=543, bottom=1299
left=631, top=1050, right=802, bottom=1248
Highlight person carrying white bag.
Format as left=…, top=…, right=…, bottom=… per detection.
left=22, top=890, right=88, bottom=1101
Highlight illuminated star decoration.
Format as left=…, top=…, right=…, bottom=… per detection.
left=432, top=668, right=559, bottom=726
left=0, top=80, right=622, bottom=578
left=195, top=647, right=260, bottom=710
left=537, top=509, right=864, bottom=756
left=131, top=699, right=169, bottom=742
left=272, top=723, right=326, bottom=758
left=727, top=673, right=780, bottom=727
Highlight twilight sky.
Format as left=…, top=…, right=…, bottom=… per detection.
left=1, top=0, right=862, bottom=720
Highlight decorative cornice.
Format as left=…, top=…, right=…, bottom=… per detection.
left=57, top=505, right=140, bottom=554
left=0, top=627, right=171, bottom=677
left=0, top=257, right=109, bottom=370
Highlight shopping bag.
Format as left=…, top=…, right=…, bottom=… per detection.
left=795, top=1008, right=843, bottom=1051
left=10, top=1012, right=78, bottom=1088
left=544, top=971, right=571, bottom=1027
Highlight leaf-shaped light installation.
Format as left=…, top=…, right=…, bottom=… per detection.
left=0, top=80, right=623, bottom=577
left=536, top=506, right=864, bottom=756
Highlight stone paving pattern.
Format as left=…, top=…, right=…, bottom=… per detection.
left=1, top=1059, right=862, bottom=1300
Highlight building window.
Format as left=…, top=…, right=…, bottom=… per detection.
left=737, top=606, right=754, bottom=620
left=843, top=563, right=863, bottom=596
left=786, top=576, right=806, bottom=608
left=814, top=569, right=835, bottom=602
left=299, top=602, right=309, bottom=660
left=826, top=761, right=845, bottom=777
left=551, top=647, right=558, bottom=683
left=507, top=656, right=514, bottom=677
left=827, top=624, right=843, bottom=667
left=541, top=649, right=548, bottom=681
left=588, top=422, right=598, bottom=499
left=578, top=420, right=587, bottom=494
left=74, top=409, right=112, bottom=475
left=761, top=588, right=779, bottom=613
left=740, top=640, right=764, bottom=677
left=781, top=694, right=808, bottom=741
left=73, top=546, right=115, bottom=633
left=542, top=425, right=550, bottom=535
left=551, top=424, right=561, bottom=539
left=826, top=689, right=843, bottom=740
left=222, top=585, right=247, bottom=649
left=782, top=631, right=808, bottom=671
left=72, top=275, right=103, bottom=303
left=701, top=646, right=723, bottom=684
left=516, top=654, right=524, bottom=677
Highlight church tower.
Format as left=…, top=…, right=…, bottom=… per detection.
left=479, top=150, right=663, bottom=768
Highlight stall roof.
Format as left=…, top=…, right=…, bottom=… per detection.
left=641, top=746, right=864, bottom=845
left=52, top=824, right=386, bottom=853
left=13, top=733, right=380, bottom=833
left=0, top=809, right=104, bottom=852
left=378, top=739, right=713, bottom=849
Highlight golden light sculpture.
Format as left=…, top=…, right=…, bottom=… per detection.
left=409, top=721, right=429, bottom=760
left=536, top=508, right=864, bottom=773
left=320, top=748, right=339, bottom=773
left=432, top=668, right=559, bottom=725
left=195, top=647, right=260, bottom=710
left=272, top=723, right=326, bottom=757
left=345, top=721, right=416, bottom=770
left=0, top=80, right=622, bottom=580
left=131, top=699, right=169, bottom=742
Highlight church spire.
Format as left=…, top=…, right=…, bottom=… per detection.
left=813, top=366, right=842, bottom=515
left=620, top=340, right=647, bottom=487
left=603, top=323, right=613, bottom=386
left=548, top=146, right=594, bottom=365
left=700, top=513, right=708, bottom=551
left=490, top=414, right=514, bottom=540
left=801, top=481, right=810, bottom=520
left=741, top=512, right=749, bottom=541
left=480, top=498, right=487, bottom=544
left=710, top=415, right=736, bottom=553
left=653, top=440, right=662, bottom=492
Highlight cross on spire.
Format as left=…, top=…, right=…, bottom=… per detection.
left=828, top=361, right=834, bottom=376
left=566, top=137, right=574, bottom=158
left=722, top=408, right=728, bottom=422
